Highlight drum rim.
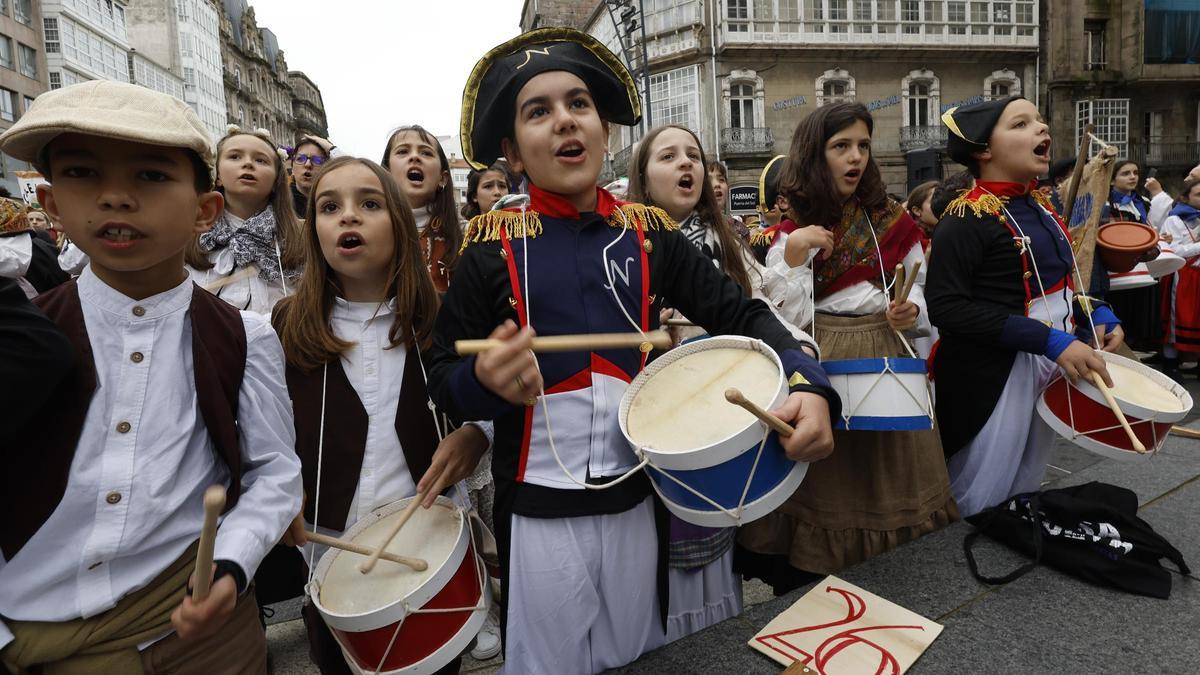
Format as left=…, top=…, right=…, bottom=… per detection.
left=648, top=457, right=808, bottom=527
left=1146, top=252, right=1185, bottom=277
left=821, top=356, right=929, bottom=375
left=619, top=335, right=787, bottom=467
left=1067, top=351, right=1192, bottom=421
left=312, top=495, right=470, bottom=632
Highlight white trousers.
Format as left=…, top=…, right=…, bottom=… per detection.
left=948, top=352, right=1059, bottom=517
left=502, top=497, right=666, bottom=675
left=665, top=547, right=742, bottom=644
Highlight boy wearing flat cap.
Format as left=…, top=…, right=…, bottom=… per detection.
left=926, top=96, right=1121, bottom=517
left=0, top=81, right=301, bottom=674
left=428, top=27, right=840, bottom=673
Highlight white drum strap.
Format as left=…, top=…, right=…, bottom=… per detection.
left=412, top=337, right=447, bottom=442
left=643, top=428, right=771, bottom=525
left=274, top=236, right=289, bottom=297
left=304, top=364, right=330, bottom=592
left=521, top=204, right=651, bottom=490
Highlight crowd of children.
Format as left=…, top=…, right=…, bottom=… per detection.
left=4, top=25, right=1200, bottom=675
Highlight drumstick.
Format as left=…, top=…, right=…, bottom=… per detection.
left=359, top=495, right=423, bottom=574
left=892, top=264, right=905, bottom=305
left=898, top=260, right=921, bottom=304
left=201, top=265, right=259, bottom=292
left=1061, top=124, right=1093, bottom=226
left=1170, top=425, right=1200, bottom=440
left=192, top=485, right=225, bottom=602
left=1088, top=372, right=1147, bottom=453
left=304, top=531, right=428, bottom=571
left=724, top=388, right=795, bottom=436
left=664, top=318, right=697, bottom=327
left=455, top=330, right=671, bottom=355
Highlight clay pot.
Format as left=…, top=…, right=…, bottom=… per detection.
left=1096, top=221, right=1158, bottom=273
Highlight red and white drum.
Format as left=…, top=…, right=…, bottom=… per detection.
left=311, top=496, right=489, bottom=674
left=1037, top=352, right=1193, bottom=462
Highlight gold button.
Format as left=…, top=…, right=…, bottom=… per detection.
left=116, top=421, right=131, bottom=433
left=643, top=239, right=654, bottom=253
left=131, top=306, right=146, bottom=317
left=499, top=248, right=508, bottom=260
left=130, top=351, right=144, bottom=363
left=106, top=491, right=122, bottom=505
left=1023, top=271, right=1032, bottom=279
left=508, top=296, right=517, bottom=308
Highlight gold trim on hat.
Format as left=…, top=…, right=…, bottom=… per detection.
left=941, top=107, right=968, bottom=142
left=460, top=27, right=642, bottom=170
left=758, top=155, right=785, bottom=211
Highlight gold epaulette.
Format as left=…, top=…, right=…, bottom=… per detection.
left=944, top=190, right=1006, bottom=219
left=750, top=229, right=774, bottom=248
left=459, top=209, right=544, bottom=253
left=1030, top=189, right=1059, bottom=216
left=606, top=203, right=678, bottom=232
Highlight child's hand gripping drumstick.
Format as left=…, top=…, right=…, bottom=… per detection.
left=359, top=493, right=424, bottom=574
left=191, top=485, right=225, bottom=601
left=724, top=388, right=796, bottom=436
left=1088, top=372, right=1147, bottom=454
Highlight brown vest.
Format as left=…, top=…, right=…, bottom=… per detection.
left=2, top=280, right=247, bottom=559
left=285, top=347, right=442, bottom=531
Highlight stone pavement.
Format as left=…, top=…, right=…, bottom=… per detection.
left=266, top=379, right=1200, bottom=675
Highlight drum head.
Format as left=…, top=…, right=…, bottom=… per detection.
left=1146, top=252, right=1185, bottom=278
left=622, top=336, right=784, bottom=457
left=318, top=499, right=464, bottom=617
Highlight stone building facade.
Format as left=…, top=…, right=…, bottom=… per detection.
left=532, top=1, right=1040, bottom=212
left=0, top=0, right=49, bottom=194
left=219, top=0, right=328, bottom=147
left=1041, top=0, right=1199, bottom=195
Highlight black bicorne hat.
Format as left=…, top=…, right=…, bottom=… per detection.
left=460, top=27, right=642, bottom=170
left=758, top=155, right=786, bottom=212
left=941, top=95, right=1022, bottom=167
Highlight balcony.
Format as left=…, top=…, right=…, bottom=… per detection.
left=717, top=13, right=1038, bottom=51
left=900, top=126, right=948, bottom=152
left=1129, top=138, right=1200, bottom=167
left=720, top=127, right=775, bottom=157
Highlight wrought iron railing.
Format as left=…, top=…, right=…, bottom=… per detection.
left=1129, top=138, right=1199, bottom=167
left=720, top=127, right=775, bottom=156
left=900, top=125, right=948, bottom=151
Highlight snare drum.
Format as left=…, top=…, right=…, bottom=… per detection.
left=822, top=357, right=934, bottom=431
left=1108, top=263, right=1158, bottom=291
left=1037, top=352, right=1193, bottom=462
left=618, top=336, right=808, bottom=528
left=311, top=496, right=489, bottom=675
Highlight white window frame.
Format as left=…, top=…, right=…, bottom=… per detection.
left=902, top=69, right=940, bottom=127
left=648, top=64, right=700, bottom=132
left=1076, top=99, right=1129, bottom=157
left=723, top=68, right=765, bottom=130
left=983, top=68, right=1021, bottom=100
left=816, top=67, right=856, bottom=106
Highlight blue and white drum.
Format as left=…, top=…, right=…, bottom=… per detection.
left=822, top=357, right=934, bottom=431
left=618, top=336, right=808, bottom=528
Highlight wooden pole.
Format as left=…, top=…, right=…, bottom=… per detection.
left=1061, top=123, right=1094, bottom=226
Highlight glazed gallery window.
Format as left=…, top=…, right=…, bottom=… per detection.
left=648, top=65, right=700, bottom=131
left=43, top=18, right=60, bottom=53
left=1077, top=99, right=1129, bottom=156
left=728, top=0, right=749, bottom=30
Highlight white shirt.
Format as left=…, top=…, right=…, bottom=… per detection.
left=768, top=237, right=930, bottom=338
left=1162, top=214, right=1200, bottom=261
left=0, top=232, right=31, bottom=280
left=0, top=267, right=302, bottom=647
left=1149, top=192, right=1174, bottom=231
left=58, top=239, right=90, bottom=276
left=186, top=211, right=290, bottom=317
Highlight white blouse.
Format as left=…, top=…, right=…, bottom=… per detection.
left=186, top=211, right=290, bottom=318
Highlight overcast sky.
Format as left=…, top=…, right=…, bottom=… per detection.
left=249, top=0, right=526, bottom=157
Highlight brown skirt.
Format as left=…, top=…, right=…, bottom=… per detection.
left=738, top=312, right=959, bottom=574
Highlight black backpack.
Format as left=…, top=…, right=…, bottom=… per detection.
left=963, top=481, right=1189, bottom=599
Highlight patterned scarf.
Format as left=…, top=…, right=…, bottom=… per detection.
left=678, top=212, right=721, bottom=261
left=199, top=207, right=290, bottom=282
left=812, top=198, right=921, bottom=299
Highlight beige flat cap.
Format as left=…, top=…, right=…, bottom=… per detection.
left=0, top=80, right=215, bottom=186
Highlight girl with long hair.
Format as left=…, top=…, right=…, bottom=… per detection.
left=273, top=157, right=492, bottom=674
left=187, top=126, right=303, bottom=315
left=461, top=162, right=512, bottom=220
left=382, top=125, right=462, bottom=292
left=628, top=125, right=816, bottom=345
left=737, top=103, right=957, bottom=594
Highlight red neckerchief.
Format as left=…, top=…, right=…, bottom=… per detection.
left=528, top=184, right=620, bottom=220
left=972, top=180, right=1039, bottom=198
